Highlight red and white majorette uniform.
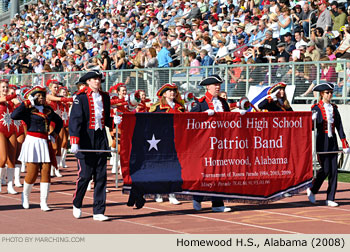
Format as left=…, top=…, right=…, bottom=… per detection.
left=108, top=83, right=128, bottom=174
left=59, top=98, right=70, bottom=128
left=0, top=95, right=16, bottom=138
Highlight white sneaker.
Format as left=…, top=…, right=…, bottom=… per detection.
left=73, top=206, right=82, bottom=219
left=306, top=188, right=316, bottom=204
left=87, top=180, right=93, bottom=191
left=169, top=194, right=181, bottom=205
left=193, top=200, right=202, bottom=211
left=326, top=200, right=338, bottom=207
left=212, top=206, right=231, bottom=212
left=284, top=192, right=292, bottom=197
left=93, top=214, right=109, bottom=221
left=155, top=194, right=163, bottom=203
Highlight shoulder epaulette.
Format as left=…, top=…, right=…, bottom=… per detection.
left=331, top=103, right=338, bottom=109
left=198, top=96, right=206, bottom=102
left=149, top=102, right=160, bottom=112
left=311, top=104, right=317, bottom=109
left=76, top=87, right=88, bottom=95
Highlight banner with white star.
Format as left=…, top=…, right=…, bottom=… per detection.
left=120, top=112, right=313, bottom=203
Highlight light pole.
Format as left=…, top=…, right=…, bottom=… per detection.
left=10, top=0, right=20, bottom=19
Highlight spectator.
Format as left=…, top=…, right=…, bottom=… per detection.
left=98, top=50, right=112, bottom=71
left=144, top=48, right=158, bottom=68
left=295, top=29, right=308, bottom=49
left=215, top=39, right=229, bottom=64
left=278, top=7, right=292, bottom=42
left=311, top=27, right=326, bottom=55
left=299, top=3, right=312, bottom=37
left=331, top=4, right=347, bottom=33
left=276, top=42, right=290, bottom=62
left=188, top=51, right=201, bottom=75
left=52, top=59, right=64, bottom=72
left=262, top=30, right=278, bottom=56
left=284, top=32, right=296, bottom=54
left=316, top=0, right=332, bottom=32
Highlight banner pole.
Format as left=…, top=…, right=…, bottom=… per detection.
left=115, top=130, right=119, bottom=189
left=77, top=149, right=117, bottom=153
left=313, top=117, right=317, bottom=178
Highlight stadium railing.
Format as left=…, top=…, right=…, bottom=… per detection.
left=2, top=59, right=349, bottom=104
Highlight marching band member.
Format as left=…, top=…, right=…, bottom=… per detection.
left=69, top=70, right=116, bottom=221
left=109, top=83, right=128, bottom=174
left=307, top=82, right=350, bottom=207
left=149, top=83, right=184, bottom=205
left=46, top=79, right=73, bottom=177
left=136, top=90, right=151, bottom=112
left=58, top=86, right=71, bottom=168
left=257, top=82, right=293, bottom=198
left=8, top=85, right=25, bottom=187
left=0, top=79, right=18, bottom=194
left=11, top=86, right=63, bottom=210
left=258, top=82, right=293, bottom=112
left=190, top=75, right=232, bottom=212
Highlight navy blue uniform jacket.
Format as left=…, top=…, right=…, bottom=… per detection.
left=11, top=101, right=63, bottom=135
left=191, top=92, right=230, bottom=112
left=69, top=88, right=113, bottom=159
left=312, top=100, right=347, bottom=152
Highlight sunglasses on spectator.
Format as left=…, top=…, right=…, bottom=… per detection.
left=324, top=91, right=333, bottom=94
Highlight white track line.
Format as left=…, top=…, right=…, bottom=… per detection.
left=3, top=182, right=349, bottom=234
left=0, top=190, right=187, bottom=234
left=53, top=190, right=299, bottom=234
left=254, top=209, right=343, bottom=224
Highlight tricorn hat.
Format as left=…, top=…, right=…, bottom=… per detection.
left=79, top=70, right=105, bottom=83
left=312, top=82, right=334, bottom=92
left=199, top=75, right=223, bottom=86
left=156, top=83, right=178, bottom=97
left=24, top=86, right=47, bottom=99
left=268, top=82, right=287, bottom=94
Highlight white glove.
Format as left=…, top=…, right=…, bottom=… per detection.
left=15, top=89, right=21, bottom=96
left=239, top=109, right=247, bottom=115
left=28, top=95, right=37, bottom=106
left=114, top=115, right=122, bottom=125
left=343, top=148, right=350, bottom=154
left=48, top=135, right=55, bottom=144
left=312, top=111, right=318, bottom=121
left=206, top=109, right=215, bottom=116
left=270, top=90, right=280, bottom=101
left=70, top=144, right=79, bottom=154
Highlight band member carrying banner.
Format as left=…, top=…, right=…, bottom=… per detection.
left=190, top=75, right=232, bottom=213
left=69, top=70, right=116, bottom=221
left=307, top=82, right=350, bottom=207
left=258, top=82, right=293, bottom=112
left=149, top=83, right=184, bottom=205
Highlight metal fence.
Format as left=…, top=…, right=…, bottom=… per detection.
left=0, top=0, right=30, bottom=13
left=2, top=59, right=349, bottom=104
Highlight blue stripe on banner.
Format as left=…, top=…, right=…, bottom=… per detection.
left=129, top=113, right=183, bottom=194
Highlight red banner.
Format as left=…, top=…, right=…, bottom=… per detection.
left=121, top=112, right=313, bottom=202
left=173, top=111, right=313, bottom=201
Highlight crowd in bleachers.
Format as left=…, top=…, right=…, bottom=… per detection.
left=1, top=0, right=350, bottom=97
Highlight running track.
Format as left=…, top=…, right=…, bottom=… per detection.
left=1, top=155, right=350, bottom=234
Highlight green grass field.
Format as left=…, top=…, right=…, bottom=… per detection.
left=338, top=172, right=350, bottom=183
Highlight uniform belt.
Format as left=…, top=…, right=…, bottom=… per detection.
left=27, top=131, right=48, bottom=140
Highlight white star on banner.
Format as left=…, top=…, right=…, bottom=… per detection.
left=147, top=134, right=161, bottom=151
